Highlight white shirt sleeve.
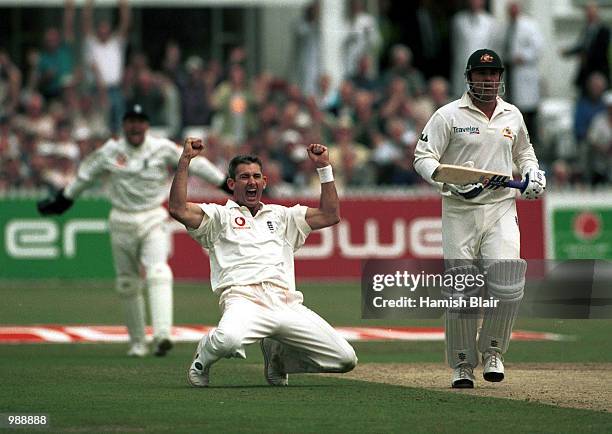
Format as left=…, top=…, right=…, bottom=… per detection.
left=512, top=116, right=539, bottom=176
left=414, top=111, right=449, bottom=188
left=187, top=203, right=223, bottom=249
left=64, top=146, right=109, bottom=199
left=284, top=205, right=312, bottom=252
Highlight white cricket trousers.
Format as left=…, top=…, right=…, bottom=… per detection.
left=441, top=197, right=523, bottom=368
left=109, top=207, right=173, bottom=344
left=441, top=197, right=520, bottom=261
left=201, top=283, right=357, bottom=373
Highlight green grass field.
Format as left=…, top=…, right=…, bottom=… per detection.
left=1, top=281, right=611, bottom=433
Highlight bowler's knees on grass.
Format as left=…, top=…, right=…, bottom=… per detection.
left=207, top=327, right=247, bottom=359
left=337, top=347, right=358, bottom=373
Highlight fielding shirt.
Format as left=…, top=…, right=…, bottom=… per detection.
left=64, top=134, right=225, bottom=212
left=188, top=200, right=312, bottom=294
left=414, top=93, right=539, bottom=205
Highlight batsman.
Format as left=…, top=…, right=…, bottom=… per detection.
left=37, top=104, right=229, bottom=357
left=414, top=49, right=546, bottom=388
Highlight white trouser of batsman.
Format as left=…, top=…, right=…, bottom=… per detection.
left=478, top=259, right=526, bottom=354
left=442, top=198, right=521, bottom=368
left=110, top=207, right=173, bottom=344
left=194, top=283, right=357, bottom=374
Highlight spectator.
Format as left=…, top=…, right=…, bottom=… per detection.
left=574, top=72, right=607, bottom=180
left=0, top=116, right=19, bottom=159
left=15, top=131, right=48, bottom=189
left=126, top=69, right=166, bottom=127
left=574, top=72, right=607, bottom=143
left=32, top=0, right=75, bottom=102
left=561, top=1, right=610, bottom=95
left=82, top=0, right=131, bottom=135
left=370, top=130, right=400, bottom=184
left=327, top=79, right=356, bottom=119
left=352, top=89, right=380, bottom=147
left=291, top=1, right=321, bottom=97
left=502, top=1, right=544, bottom=145
left=380, top=44, right=426, bottom=97
left=586, top=90, right=612, bottom=185
left=72, top=91, right=110, bottom=140
left=314, top=73, right=337, bottom=111
left=327, top=116, right=373, bottom=189
left=349, top=54, right=379, bottom=93
left=263, top=159, right=296, bottom=198
left=14, top=92, right=55, bottom=139
left=174, top=56, right=211, bottom=130
left=401, top=0, right=443, bottom=78
left=343, top=0, right=382, bottom=79
left=210, top=64, right=256, bottom=145
left=450, top=0, right=499, bottom=98
left=0, top=49, right=22, bottom=118
left=161, top=40, right=184, bottom=84
left=412, top=76, right=451, bottom=132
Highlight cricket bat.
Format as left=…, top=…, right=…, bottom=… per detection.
left=432, top=164, right=528, bottom=192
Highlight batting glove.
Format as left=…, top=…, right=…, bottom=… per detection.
left=521, top=168, right=546, bottom=200
left=445, top=182, right=484, bottom=199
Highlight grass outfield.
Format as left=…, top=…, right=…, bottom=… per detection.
left=1, top=281, right=611, bottom=433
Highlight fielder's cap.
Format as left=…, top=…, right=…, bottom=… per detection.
left=122, top=104, right=149, bottom=122
left=465, top=49, right=504, bottom=73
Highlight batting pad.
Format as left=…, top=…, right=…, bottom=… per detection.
left=146, top=263, right=173, bottom=340
left=445, top=312, right=479, bottom=368
left=479, top=259, right=527, bottom=354
left=443, top=264, right=482, bottom=368
left=116, top=277, right=146, bottom=345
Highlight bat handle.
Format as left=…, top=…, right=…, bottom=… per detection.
left=505, top=179, right=529, bottom=193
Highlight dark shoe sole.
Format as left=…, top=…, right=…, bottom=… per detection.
left=452, top=379, right=474, bottom=388
left=154, top=339, right=173, bottom=357
left=483, top=372, right=504, bottom=382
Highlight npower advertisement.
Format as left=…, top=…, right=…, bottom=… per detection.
left=1, top=196, right=545, bottom=280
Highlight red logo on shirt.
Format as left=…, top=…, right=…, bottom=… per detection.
left=234, top=217, right=246, bottom=227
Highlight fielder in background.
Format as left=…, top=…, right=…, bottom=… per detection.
left=169, top=139, right=357, bottom=387
left=414, top=49, right=545, bottom=388
left=37, top=104, right=229, bottom=357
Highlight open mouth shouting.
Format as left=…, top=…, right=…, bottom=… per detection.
left=246, top=186, right=258, bottom=201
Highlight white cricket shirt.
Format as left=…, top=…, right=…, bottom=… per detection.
left=65, top=134, right=225, bottom=212
left=188, top=199, right=312, bottom=294
left=414, top=93, right=539, bottom=205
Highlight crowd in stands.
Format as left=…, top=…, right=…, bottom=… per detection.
left=0, top=0, right=610, bottom=197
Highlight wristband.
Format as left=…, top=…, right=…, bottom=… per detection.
left=316, top=165, right=334, bottom=183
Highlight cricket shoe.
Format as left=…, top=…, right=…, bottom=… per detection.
left=127, top=342, right=149, bottom=357
left=260, top=338, right=288, bottom=386
left=154, top=338, right=173, bottom=357
left=188, top=336, right=210, bottom=387
left=482, top=351, right=504, bottom=382
left=451, top=363, right=475, bottom=388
